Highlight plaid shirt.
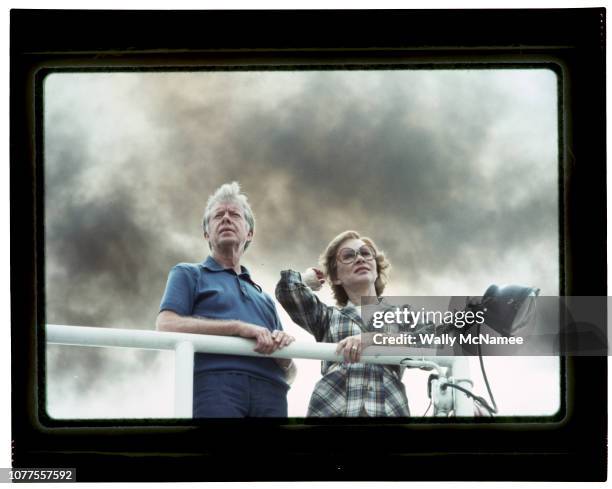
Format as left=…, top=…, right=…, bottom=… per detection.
left=275, top=270, right=410, bottom=417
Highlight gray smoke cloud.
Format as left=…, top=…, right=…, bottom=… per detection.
left=43, top=69, right=559, bottom=416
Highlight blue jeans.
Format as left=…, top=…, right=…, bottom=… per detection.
left=193, top=372, right=288, bottom=418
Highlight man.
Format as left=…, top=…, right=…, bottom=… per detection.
left=157, top=182, right=296, bottom=417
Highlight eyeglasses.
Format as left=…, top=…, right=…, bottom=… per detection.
left=337, top=245, right=377, bottom=264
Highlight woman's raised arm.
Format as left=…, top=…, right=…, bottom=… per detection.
left=275, top=269, right=332, bottom=342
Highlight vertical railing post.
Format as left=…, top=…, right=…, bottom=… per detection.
left=450, top=356, right=474, bottom=416
left=174, top=341, right=194, bottom=418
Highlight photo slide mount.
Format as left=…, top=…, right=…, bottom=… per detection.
left=10, top=9, right=606, bottom=482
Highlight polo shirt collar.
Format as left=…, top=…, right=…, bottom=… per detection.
left=201, top=255, right=249, bottom=275
left=201, top=256, right=261, bottom=291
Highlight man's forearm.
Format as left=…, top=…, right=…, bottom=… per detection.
left=156, top=311, right=242, bottom=336
left=156, top=311, right=294, bottom=356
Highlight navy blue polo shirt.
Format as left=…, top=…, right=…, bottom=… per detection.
left=159, top=256, right=287, bottom=388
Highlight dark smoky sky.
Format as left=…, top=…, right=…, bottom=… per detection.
left=43, top=69, right=559, bottom=406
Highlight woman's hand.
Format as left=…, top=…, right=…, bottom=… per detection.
left=336, top=334, right=362, bottom=363
left=302, top=267, right=326, bottom=291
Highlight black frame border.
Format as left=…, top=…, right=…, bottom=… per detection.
left=10, top=9, right=607, bottom=482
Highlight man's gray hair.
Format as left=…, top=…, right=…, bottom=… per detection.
left=202, top=182, right=256, bottom=250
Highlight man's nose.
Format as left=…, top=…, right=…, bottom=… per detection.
left=354, top=253, right=365, bottom=263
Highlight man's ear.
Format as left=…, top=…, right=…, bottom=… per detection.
left=204, top=232, right=213, bottom=251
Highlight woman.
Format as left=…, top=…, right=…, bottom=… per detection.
left=275, top=230, right=410, bottom=417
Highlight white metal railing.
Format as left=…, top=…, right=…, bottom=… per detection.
left=46, top=324, right=473, bottom=417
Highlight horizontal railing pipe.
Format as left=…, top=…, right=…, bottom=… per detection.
left=46, top=324, right=473, bottom=417
left=46, top=324, right=453, bottom=370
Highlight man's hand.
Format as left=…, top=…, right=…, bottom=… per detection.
left=271, top=329, right=295, bottom=349
left=302, top=267, right=326, bottom=291
left=237, top=323, right=294, bottom=354
left=336, top=334, right=362, bottom=363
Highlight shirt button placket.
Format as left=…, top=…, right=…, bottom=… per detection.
left=238, top=276, right=248, bottom=299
